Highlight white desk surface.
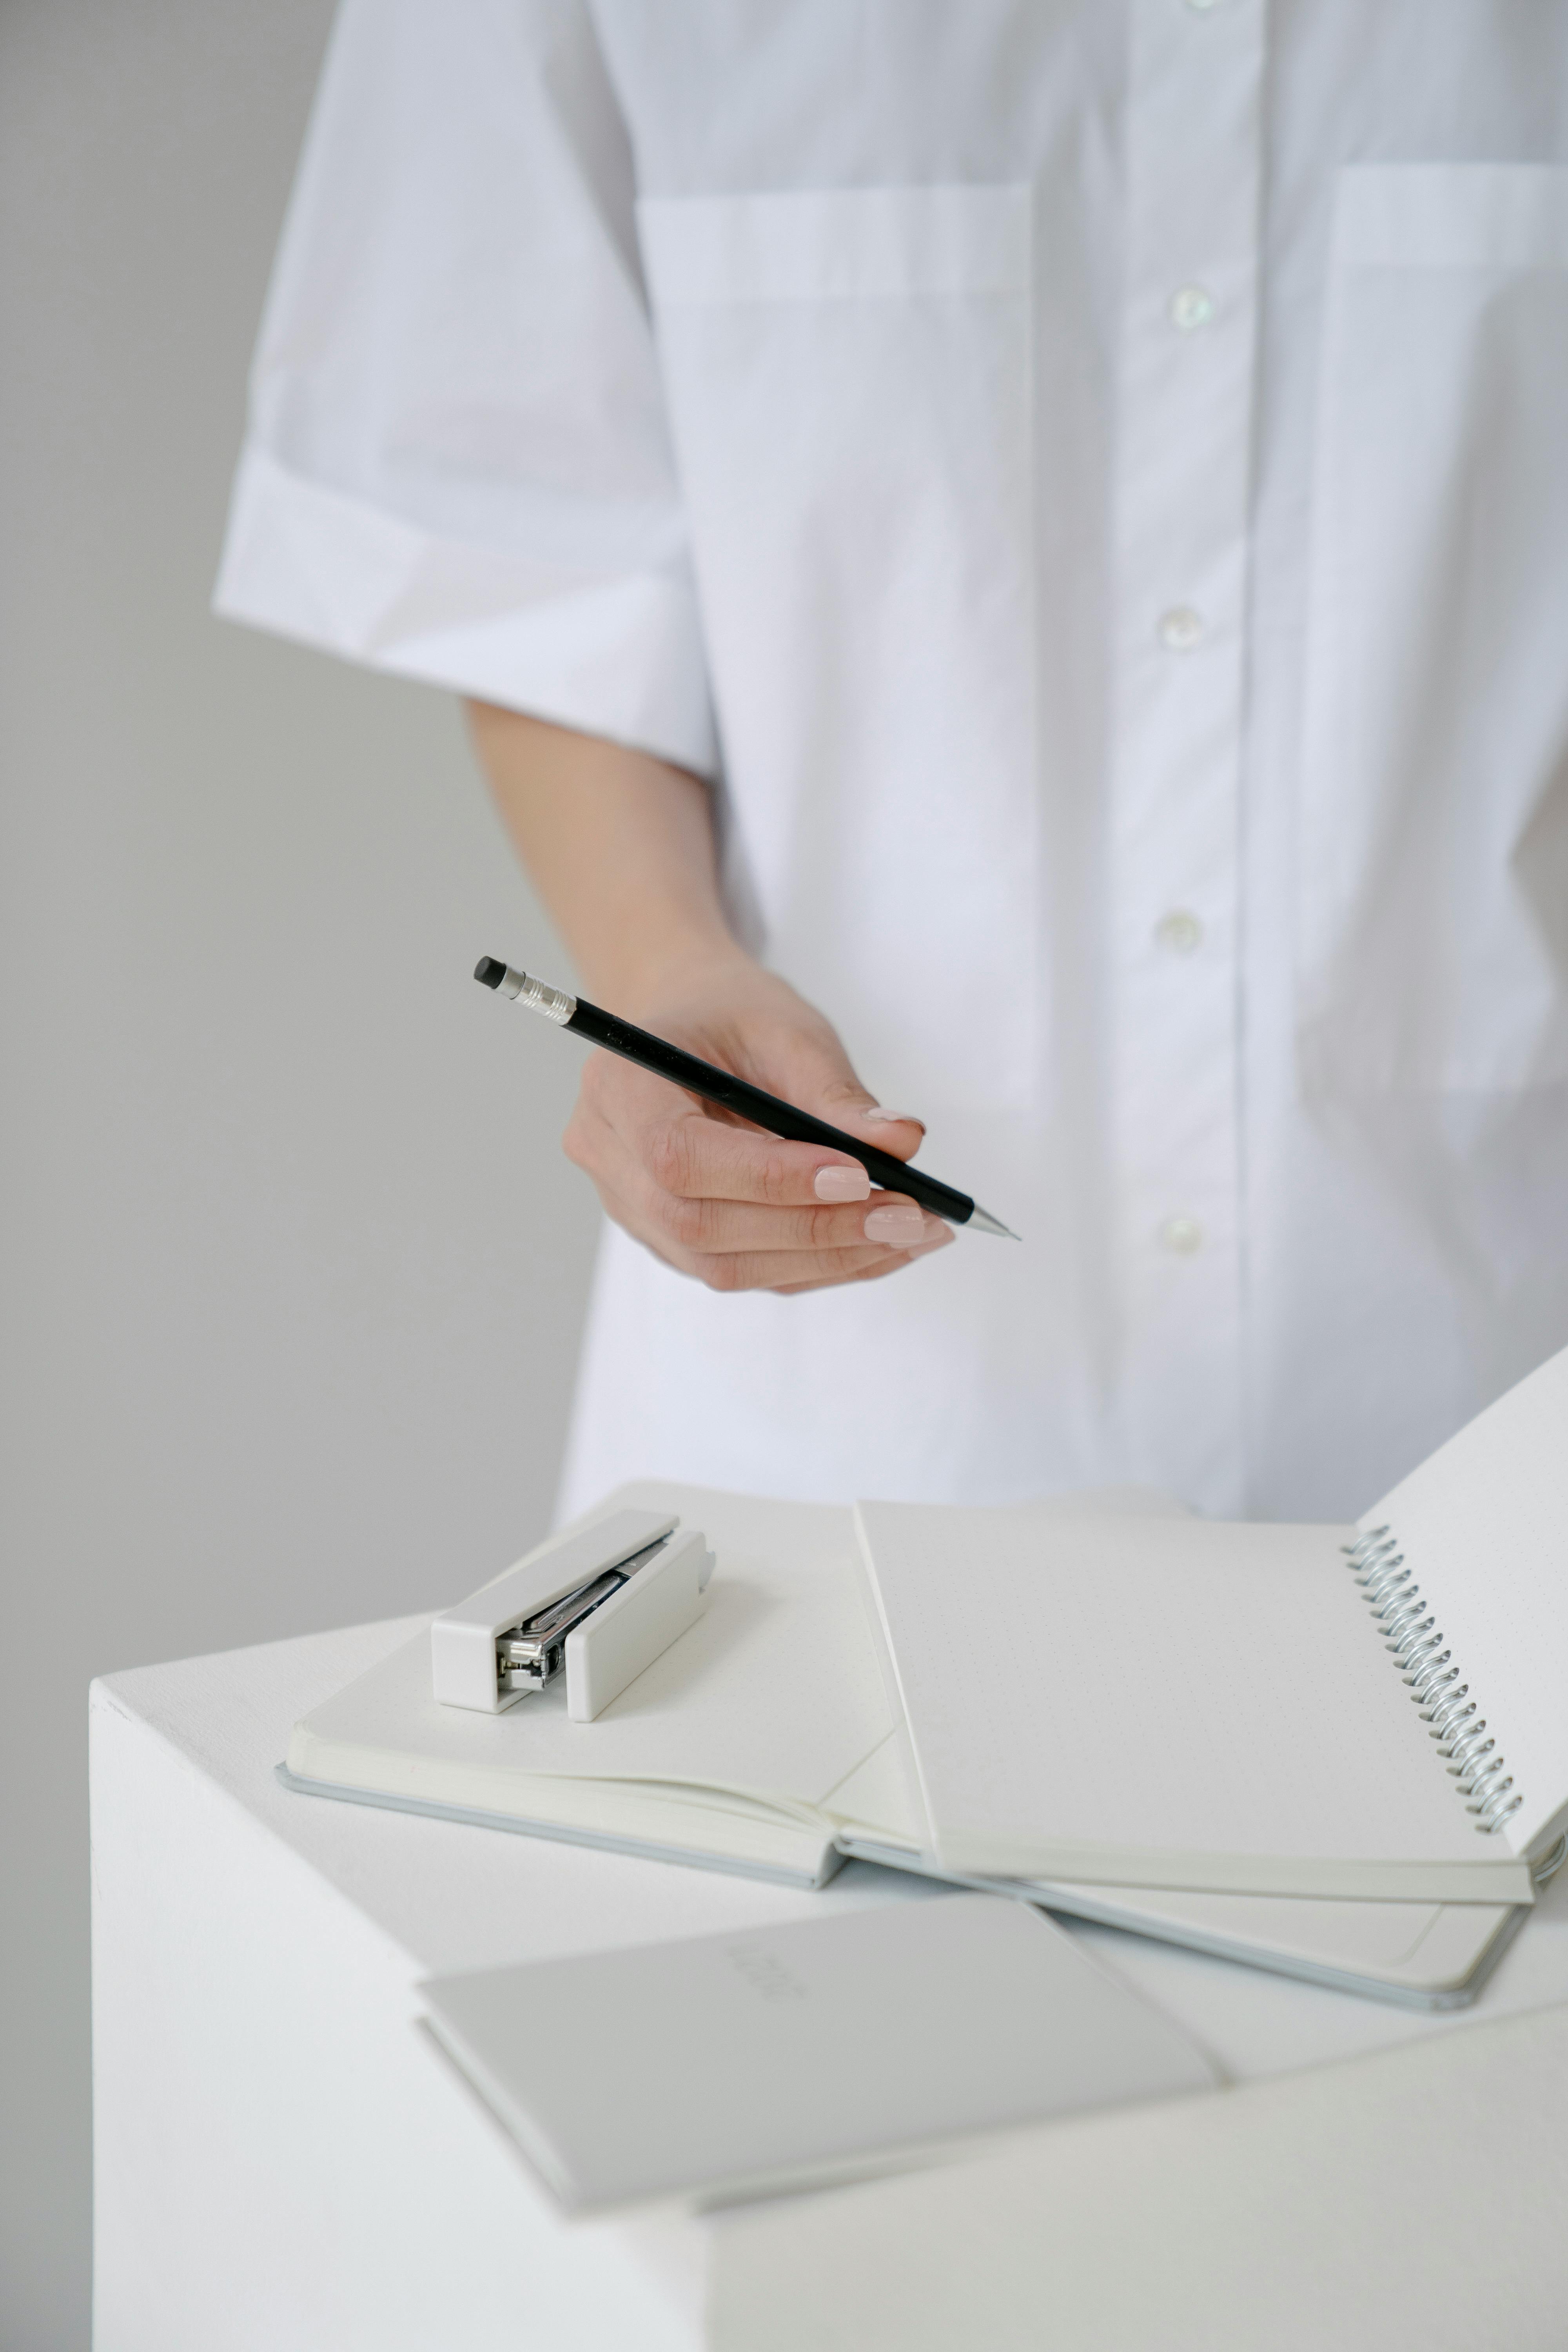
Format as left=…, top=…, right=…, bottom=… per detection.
left=92, top=1615, right=1568, bottom=2352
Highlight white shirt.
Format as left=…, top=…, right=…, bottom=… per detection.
left=216, top=0, right=1568, bottom=1522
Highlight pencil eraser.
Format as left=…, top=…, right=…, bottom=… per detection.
left=474, top=956, right=507, bottom=990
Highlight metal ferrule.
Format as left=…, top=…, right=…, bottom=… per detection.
left=499, top=964, right=577, bottom=1025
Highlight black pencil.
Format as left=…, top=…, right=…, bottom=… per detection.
left=474, top=956, right=1019, bottom=1238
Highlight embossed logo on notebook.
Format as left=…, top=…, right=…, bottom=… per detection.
left=724, top=1944, right=809, bottom=2003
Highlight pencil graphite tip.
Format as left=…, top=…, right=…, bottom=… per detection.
left=967, top=1204, right=1022, bottom=1241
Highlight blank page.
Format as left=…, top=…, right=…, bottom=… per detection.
left=1362, top=1344, right=1568, bottom=1855
left=294, top=1481, right=894, bottom=1815
left=822, top=1725, right=1516, bottom=2001
left=855, top=1506, right=1529, bottom=1901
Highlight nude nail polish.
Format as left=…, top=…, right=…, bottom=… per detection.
left=853, top=1105, right=925, bottom=1129
left=864, top=1203, right=926, bottom=1244
left=814, top=1164, right=872, bottom=1202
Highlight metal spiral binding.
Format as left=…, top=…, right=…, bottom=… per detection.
left=1345, top=1526, right=1523, bottom=1836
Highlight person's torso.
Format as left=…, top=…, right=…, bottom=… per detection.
left=557, top=2, right=1568, bottom=1520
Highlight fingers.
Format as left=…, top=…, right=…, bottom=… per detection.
left=588, top=1158, right=955, bottom=1290
left=646, top=1106, right=869, bottom=1212
left=561, top=1000, right=948, bottom=1296
left=773, top=1234, right=953, bottom=1296
left=575, top=1057, right=877, bottom=1211
left=646, top=1190, right=944, bottom=1261
left=746, top=1019, right=928, bottom=1167
left=827, top=1100, right=928, bottom=1165
left=674, top=1234, right=947, bottom=1293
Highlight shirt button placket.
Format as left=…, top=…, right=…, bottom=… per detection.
left=1105, top=0, right=1265, bottom=1510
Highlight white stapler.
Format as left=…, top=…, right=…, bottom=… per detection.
left=430, top=1510, right=714, bottom=1724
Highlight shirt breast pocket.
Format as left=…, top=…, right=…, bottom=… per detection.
left=1299, top=165, right=1568, bottom=1094
left=637, top=185, right=1039, bottom=1118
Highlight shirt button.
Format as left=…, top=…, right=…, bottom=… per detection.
left=1160, top=1215, right=1205, bottom=1255
left=1159, top=606, right=1204, bottom=652
left=1154, top=910, right=1204, bottom=955
left=1170, top=285, right=1214, bottom=333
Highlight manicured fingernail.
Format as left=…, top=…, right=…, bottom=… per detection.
left=814, top=1163, right=871, bottom=1202
left=865, top=1203, right=925, bottom=1244
left=853, top=1105, right=925, bottom=1130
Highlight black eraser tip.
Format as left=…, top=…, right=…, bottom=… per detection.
left=474, top=956, right=506, bottom=989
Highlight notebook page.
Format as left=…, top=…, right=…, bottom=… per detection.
left=855, top=1506, right=1527, bottom=1900
left=1361, top=1343, right=1568, bottom=1855
left=820, top=1724, right=1501, bottom=1991
left=296, top=1483, right=895, bottom=1816
left=293, top=1485, right=1198, bottom=1858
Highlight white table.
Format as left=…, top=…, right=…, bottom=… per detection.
left=91, top=1617, right=1568, bottom=2352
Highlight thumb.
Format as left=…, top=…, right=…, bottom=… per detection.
left=831, top=1096, right=927, bottom=1164
left=766, top=1019, right=927, bottom=1167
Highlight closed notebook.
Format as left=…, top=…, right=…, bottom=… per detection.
left=419, top=1893, right=1216, bottom=2212
left=285, top=1485, right=1527, bottom=2007
left=857, top=1347, right=1568, bottom=1906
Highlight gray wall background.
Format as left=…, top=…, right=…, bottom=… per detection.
left=0, top=5, right=602, bottom=2341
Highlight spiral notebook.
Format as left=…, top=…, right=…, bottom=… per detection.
left=857, top=1347, right=1568, bottom=1907
left=283, top=1381, right=1565, bottom=2007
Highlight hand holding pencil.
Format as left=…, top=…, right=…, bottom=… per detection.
left=477, top=951, right=1016, bottom=1296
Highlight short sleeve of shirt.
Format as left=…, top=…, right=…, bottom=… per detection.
left=214, top=0, right=717, bottom=777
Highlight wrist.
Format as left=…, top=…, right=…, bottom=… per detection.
left=583, top=924, right=757, bottom=1022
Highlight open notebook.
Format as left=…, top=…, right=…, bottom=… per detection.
left=858, top=1347, right=1568, bottom=1908
left=284, top=1378, right=1566, bottom=2007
